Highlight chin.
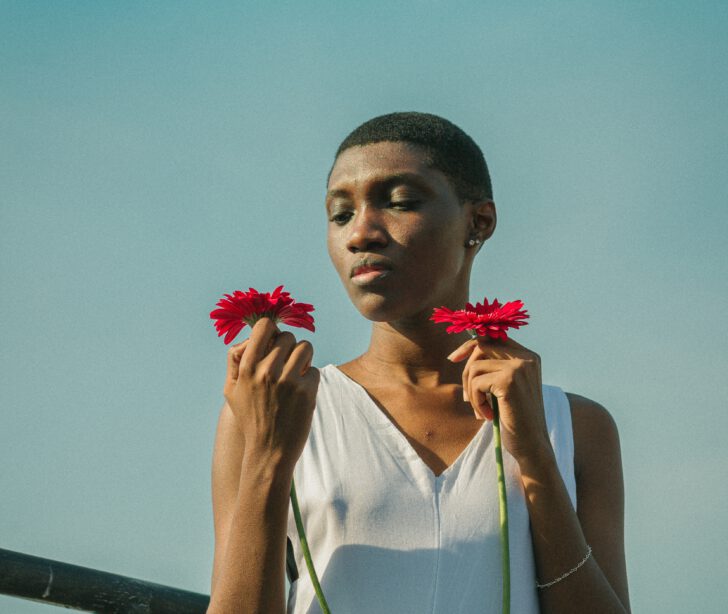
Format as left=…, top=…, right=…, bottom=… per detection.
left=346, top=291, right=397, bottom=321
left=349, top=291, right=432, bottom=324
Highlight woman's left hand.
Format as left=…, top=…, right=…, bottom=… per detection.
left=447, top=336, right=552, bottom=464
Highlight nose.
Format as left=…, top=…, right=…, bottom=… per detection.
left=346, top=205, right=388, bottom=253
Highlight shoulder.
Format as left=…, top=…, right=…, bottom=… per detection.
left=565, top=392, right=622, bottom=483
left=564, top=393, right=631, bottom=609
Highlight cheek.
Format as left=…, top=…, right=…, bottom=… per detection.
left=327, top=231, right=348, bottom=279
left=401, top=216, right=462, bottom=265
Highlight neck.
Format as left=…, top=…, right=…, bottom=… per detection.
left=357, top=311, right=471, bottom=388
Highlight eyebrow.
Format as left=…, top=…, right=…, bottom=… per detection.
left=326, top=172, right=434, bottom=201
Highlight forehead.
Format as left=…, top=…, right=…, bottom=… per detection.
left=327, top=141, right=448, bottom=193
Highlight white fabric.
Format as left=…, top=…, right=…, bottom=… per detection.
left=287, top=363, right=576, bottom=614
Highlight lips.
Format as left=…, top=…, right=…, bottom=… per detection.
left=350, top=259, right=393, bottom=278
left=352, top=264, right=387, bottom=276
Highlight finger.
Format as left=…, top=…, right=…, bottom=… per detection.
left=239, top=317, right=280, bottom=375
left=476, top=335, right=531, bottom=360
left=281, top=340, right=314, bottom=380
left=461, top=342, right=486, bottom=401
left=473, top=391, right=493, bottom=421
left=462, top=361, right=470, bottom=402
left=446, top=338, right=478, bottom=363
left=300, top=364, right=321, bottom=401
left=226, top=340, right=250, bottom=383
left=463, top=356, right=512, bottom=403
left=469, top=373, right=495, bottom=421
left=494, top=335, right=528, bottom=351
left=466, top=358, right=513, bottom=378
left=257, top=331, right=297, bottom=380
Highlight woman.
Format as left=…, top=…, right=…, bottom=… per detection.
left=207, top=112, right=630, bottom=613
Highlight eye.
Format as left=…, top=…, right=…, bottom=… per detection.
left=329, top=210, right=353, bottom=225
left=389, top=199, right=419, bottom=210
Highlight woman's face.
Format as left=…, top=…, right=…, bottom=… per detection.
left=326, top=141, right=480, bottom=322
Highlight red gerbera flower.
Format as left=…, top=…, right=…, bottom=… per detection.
left=430, top=297, right=529, bottom=340
left=210, top=285, right=315, bottom=344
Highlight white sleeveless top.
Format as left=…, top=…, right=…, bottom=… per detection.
left=287, top=364, right=576, bottom=614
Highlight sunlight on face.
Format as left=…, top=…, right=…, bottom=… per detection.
left=326, top=141, right=474, bottom=323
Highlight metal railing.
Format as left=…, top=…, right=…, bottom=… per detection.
left=0, top=547, right=209, bottom=613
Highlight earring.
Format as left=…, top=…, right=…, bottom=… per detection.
left=467, top=237, right=482, bottom=247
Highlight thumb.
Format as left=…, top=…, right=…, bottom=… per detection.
left=446, top=338, right=478, bottom=363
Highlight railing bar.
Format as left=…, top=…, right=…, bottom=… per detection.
left=0, top=547, right=209, bottom=613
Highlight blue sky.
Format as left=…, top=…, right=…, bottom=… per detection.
left=1, top=2, right=726, bottom=612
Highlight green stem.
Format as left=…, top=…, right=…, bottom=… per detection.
left=466, top=329, right=510, bottom=612
left=290, top=477, right=332, bottom=614
left=492, top=397, right=511, bottom=614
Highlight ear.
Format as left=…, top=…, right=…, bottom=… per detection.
left=469, top=199, right=497, bottom=242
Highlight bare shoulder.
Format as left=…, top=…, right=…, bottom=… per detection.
left=566, top=391, right=617, bottom=432
left=565, top=392, right=621, bottom=479
left=564, top=392, right=630, bottom=609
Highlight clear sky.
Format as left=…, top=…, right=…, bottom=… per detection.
left=1, top=2, right=726, bottom=612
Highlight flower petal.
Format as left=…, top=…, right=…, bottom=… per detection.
left=210, top=285, right=316, bottom=343
left=430, top=295, right=529, bottom=339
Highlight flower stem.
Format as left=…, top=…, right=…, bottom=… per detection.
left=290, top=478, right=332, bottom=614
left=466, top=329, right=511, bottom=611
left=492, top=397, right=511, bottom=614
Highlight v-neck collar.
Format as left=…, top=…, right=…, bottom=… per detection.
left=326, top=363, right=490, bottom=489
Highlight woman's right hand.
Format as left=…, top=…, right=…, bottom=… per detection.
left=223, top=317, right=320, bottom=475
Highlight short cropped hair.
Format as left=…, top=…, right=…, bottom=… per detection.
left=333, top=111, right=492, bottom=201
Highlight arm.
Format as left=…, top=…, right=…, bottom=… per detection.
left=571, top=394, right=630, bottom=608
left=451, top=337, right=629, bottom=613
left=519, top=394, right=630, bottom=613
left=207, top=318, right=319, bottom=614
left=208, top=402, right=293, bottom=614
left=209, top=401, right=244, bottom=598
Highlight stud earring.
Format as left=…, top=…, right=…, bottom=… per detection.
left=467, top=237, right=482, bottom=247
